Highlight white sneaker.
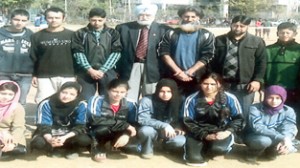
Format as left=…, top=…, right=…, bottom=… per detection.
left=141, top=153, right=153, bottom=159
left=186, top=162, right=208, bottom=167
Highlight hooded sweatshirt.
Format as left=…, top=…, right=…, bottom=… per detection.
left=0, top=26, right=33, bottom=75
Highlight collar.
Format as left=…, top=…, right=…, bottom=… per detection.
left=276, top=39, right=296, bottom=46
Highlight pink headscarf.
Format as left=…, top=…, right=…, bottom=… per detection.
left=0, top=80, right=20, bottom=121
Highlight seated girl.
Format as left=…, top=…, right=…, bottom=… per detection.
left=243, top=85, right=298, bottom=163
left=183, top=72, right=244, bottom=167
left=137, top=78, right=186, bottom=159
left=30, top=82, right=91, bottom=159
left=87, top=79, right=137, bottom=162
left=0, top=80, right=27, bottom=158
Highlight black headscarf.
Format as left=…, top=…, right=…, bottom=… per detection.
left=48, top=82, right=83, bottom=126
left=152, top=79, right=181, bottom=125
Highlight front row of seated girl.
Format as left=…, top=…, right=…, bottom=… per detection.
left=0, top=71, right=298, bottom=166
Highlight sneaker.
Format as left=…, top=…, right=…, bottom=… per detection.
left=11, top=145, right=27, bottom=155
left=264, top=154, right=277, bottom=161
left=92, top=153, right=106, bottom=162
left=186, top=162, right=208, bottom=167
left=120, top=144, right=141, bottom=155
left=263, top=148, right=278, bottom=161
left=141, top=153, right=153, bottom=159
left=244, top=155, right=258, bottom=163
left=65, top=152, right=79, bottom=160
left=48, top=151, right=63, bottom=158
left=48, top=148, right=64, bottom=158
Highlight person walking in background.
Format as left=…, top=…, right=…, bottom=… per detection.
left=243, top=85, right=298, bottom=164
left=0, top=81, right=27, bottom=158
left=30, top=82, right=91, bottom=159
left=262, top=19, right=271, bottom=39
left=211, top=15, right=267, bottom=120
left=255, top=18, right=263, bottom=37
left=183, top=72, right=244, bottom=167
left=0, top=9, right=33, bottom=105
left=34, top=14, right=41, bottom=31
left=265, top=22, right=300, bottom=138
left=159, top=6, right=215, bottom=97
left=137, top=78, right=186, bottom=159
left=30, top=6, right=76, bottom=103
left=72, top=8, right=122, bottom=100
left=115, top=3, right=171, bottom=102
left=87, top=79, right=137, bottom=162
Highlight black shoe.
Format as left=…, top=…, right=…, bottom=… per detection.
left=120, top=144, right=141, bottom=155
left=11, top=145, right=27, bottom=155
left=0, top=144, right=27, bottom=160
left=264, top=154, right=277, bottom=161
left=244, top=155, right=258, bottom=163
left=263, top=147, right=278, bottom=161
left=47, top=148, right=65, bottom=158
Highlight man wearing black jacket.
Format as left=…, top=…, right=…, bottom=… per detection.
left=158, top=6, right=215, bottom=97
left=211, top=15, right=267, bottom=119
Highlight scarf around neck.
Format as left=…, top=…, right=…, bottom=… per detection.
left=152, top=79, right=180, bottom=124
left=263, top=85, right=287, bottom=115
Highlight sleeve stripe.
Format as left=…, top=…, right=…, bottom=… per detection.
left=100, top=52, right=121, bottom=72
left=74, top=52, right=92, bottom=70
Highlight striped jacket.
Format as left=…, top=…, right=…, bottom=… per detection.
left=87, top=95, right=137, bottom=132
left=35, top=100, right=88, bottom=135
left=183, top=91, right=244, bottom=140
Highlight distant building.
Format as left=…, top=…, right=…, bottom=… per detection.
left=196, top=0, right=300, bottom=19
left=121, top=0, right=193, bottom=5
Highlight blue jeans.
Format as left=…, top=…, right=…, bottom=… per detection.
left=229, top=88, right=255, bottom=120
left=0, top=75, right=32, bottom=105
left=137, top=126, right=186, bottom=155
left=243, top=134, right=279, bottom=156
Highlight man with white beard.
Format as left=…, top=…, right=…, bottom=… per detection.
left=158, top=6, right=215, bottom=97
left=115, top=3, right=171, bottom=102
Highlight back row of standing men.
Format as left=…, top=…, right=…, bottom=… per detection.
left=1, top=2, right=300, bottom=165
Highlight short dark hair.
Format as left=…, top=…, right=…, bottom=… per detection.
left=231, top=15, right=251, bottom=25
left=10, top=9, right=30, bottom=20
left=45, top=6, right=65, bottom=18
left=199, top=72, right=224, bottom=87
left=89, top=8, right=106, bottom=18
left=277, top=22, right=297, bottom=33
left=0, top=82, right=19, bottom=93
left=107, top=79, right=130, bottom=91
left=177, top=6, right=204, bottom=19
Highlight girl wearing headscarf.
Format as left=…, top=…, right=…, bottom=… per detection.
left=183, top=72, right=244, bottom=167
left=0, top=80, right=27, bottom=157
left=137, top=78, right=186, bottom=159
left=30, top=81, right=91, bottom=159
left=243, top=85, right=298, bottom=163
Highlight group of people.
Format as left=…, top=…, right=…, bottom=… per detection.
left=0, top=2, right=300, bottom=167
left=255, top=18, right=272, bottom=39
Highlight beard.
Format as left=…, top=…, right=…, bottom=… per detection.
left=232, top=31, right=246, bottom=36
left=231, top=27, right=248, bottom=37
left=137, top=20, right=153, bottom=26
left=179, top=20, right=202, bottom=32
